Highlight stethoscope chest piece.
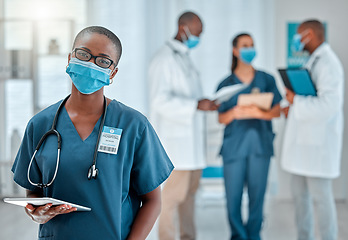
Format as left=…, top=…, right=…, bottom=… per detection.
left=87, top=165, right=99, bottom=180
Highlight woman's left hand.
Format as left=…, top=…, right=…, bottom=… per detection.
left=285, top=88, right=295, bottom=104
left=25, top=203, right=77, bottom=224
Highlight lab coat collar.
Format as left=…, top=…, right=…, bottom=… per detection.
left=167, top=39, right=189, bottom=54
left=306, top=42, right=329, bottom=69
left=310, top=42, right=329, bottom=58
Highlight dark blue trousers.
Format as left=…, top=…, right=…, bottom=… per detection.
left=223, top=155, right=270, bottom=240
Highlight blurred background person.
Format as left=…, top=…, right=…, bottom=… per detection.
left=281, top=19, right=344, bottom=240
left=217, top=33, right=282, bottom=240
left=148, top=11, right=218, bottom=240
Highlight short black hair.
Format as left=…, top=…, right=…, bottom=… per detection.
left=178, top=11, right=200, bottom=26
left=72, top=26, right=122, bottom=65
left=300, top=19, right=325, bottom=41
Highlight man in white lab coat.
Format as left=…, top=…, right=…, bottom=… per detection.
left=148, top=11, right=218, bottom=240
left=282, top=19, right=344, bottom=240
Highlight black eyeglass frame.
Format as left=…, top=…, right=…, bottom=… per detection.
left=72, top=48, right=117, bottom=69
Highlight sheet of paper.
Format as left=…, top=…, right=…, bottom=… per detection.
left=214, top=84, right=248, bottom=104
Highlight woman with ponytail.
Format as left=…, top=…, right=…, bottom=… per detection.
left=216, top=33, right=282, bottom=240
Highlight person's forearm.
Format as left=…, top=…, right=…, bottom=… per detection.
left=218, top=109, right=234, bottom=125
left=152, top=94, right=197, bottom=125
left=258, top=105, right=281, bottom=120
left=127, top=197, right=161, bottom=240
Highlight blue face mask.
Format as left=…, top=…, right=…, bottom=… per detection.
left=66, top=58, right=112, bottom=95
left=292, top=30, right=311, bottom=52
left=240, top=47, right=256, bottom=64
left=292, top=33, right=305, bottom=52
left=183, top=26, right=200, bottom=49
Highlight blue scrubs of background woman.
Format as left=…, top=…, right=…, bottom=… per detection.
left=217, top=33, right=282, bottom=240
left=11, top=26, right=173, bottom=240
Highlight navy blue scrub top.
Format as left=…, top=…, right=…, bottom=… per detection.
left=12, top=99, right=174, bottom=240
left=217, top=71, right=282, bottom=160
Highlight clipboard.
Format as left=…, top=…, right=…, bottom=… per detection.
left=278, top=68, right=317, bottom=96
left=237, top=92, right=274, bottom=110
left=3, top=197, right=91, bottom=211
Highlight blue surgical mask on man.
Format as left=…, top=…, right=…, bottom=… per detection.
left=240, top=47, right=256, bottom=64
left=292, top=34, right=305, bottom=52
left=66, top=58, right=113, bottom=94
left=291, top=30, right=310, bottom=52
left=183, top=26, right=200, bottom=49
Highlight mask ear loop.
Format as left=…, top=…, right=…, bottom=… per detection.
left=180, top=25, right=190, bottom=42
left=183, top=26, right=191, bottom=36
left=300, top=29, right=311, bottom=45
left=109, top=67, right=117, bottom=85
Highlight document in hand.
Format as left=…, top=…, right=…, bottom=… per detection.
left=237, top=93, right=274, bottom=110
left=278, top=68, right=317, bottom=96
left=214, top=83, right=248, bottom=104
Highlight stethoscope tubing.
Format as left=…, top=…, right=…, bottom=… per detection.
left=27, top=149, right=61, bottom=188
left=27, top=95, right=107, bottom=188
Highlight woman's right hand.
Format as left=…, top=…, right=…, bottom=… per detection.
left=233, top=105, right=256, bottom=120
left=219, top=105, right=253, bottom=124
left=25, top=203, right=77, bottom=224
left=232, top=106, right=246, bottom=119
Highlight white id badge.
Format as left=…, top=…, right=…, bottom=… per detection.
left=98, top=126, right=122, bottom=154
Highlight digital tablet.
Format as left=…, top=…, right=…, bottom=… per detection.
left=278, top=69, right=294, bottom=91
left=278, top=68, right=317, bottom=96
left=3, top=197, right=91, bottom=211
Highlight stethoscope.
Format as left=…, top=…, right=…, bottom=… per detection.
left=27, top=94, right=107, bottom=188
left=166, top=41, right=200, bottom=86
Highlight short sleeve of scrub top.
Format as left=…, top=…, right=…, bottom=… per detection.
left=12, top=123, right=36, bottom=190
left=266, top=74, right=282, bottom=107
left=216, top=71, right=282, bottom=160
left=11, top=99, right=174, bottom=240
left=131, top=121, right=173, bottom=195
left=12, top=104, right=57, bottom=193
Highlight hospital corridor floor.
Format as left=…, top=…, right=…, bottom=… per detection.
left=1, top=198, right=348, bottom=239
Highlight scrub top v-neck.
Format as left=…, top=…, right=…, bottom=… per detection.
left=63, top=106, right=102, bottom=143
left=217, top=71, right=282, bottom=160
left=12, top=99, right=174, bottom=240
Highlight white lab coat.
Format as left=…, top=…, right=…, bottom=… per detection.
left=281, top=43, right=344, bottom=178
left=148, top=39, right=205, bottom=170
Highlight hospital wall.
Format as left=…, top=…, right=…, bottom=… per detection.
left=273, top=0, right=348, bottom=200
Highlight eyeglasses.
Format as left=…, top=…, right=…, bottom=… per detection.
left=73, top=48, right=115, bottom=69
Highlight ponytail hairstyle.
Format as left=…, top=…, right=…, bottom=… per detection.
left=231, top=33, right=252, bottom=73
